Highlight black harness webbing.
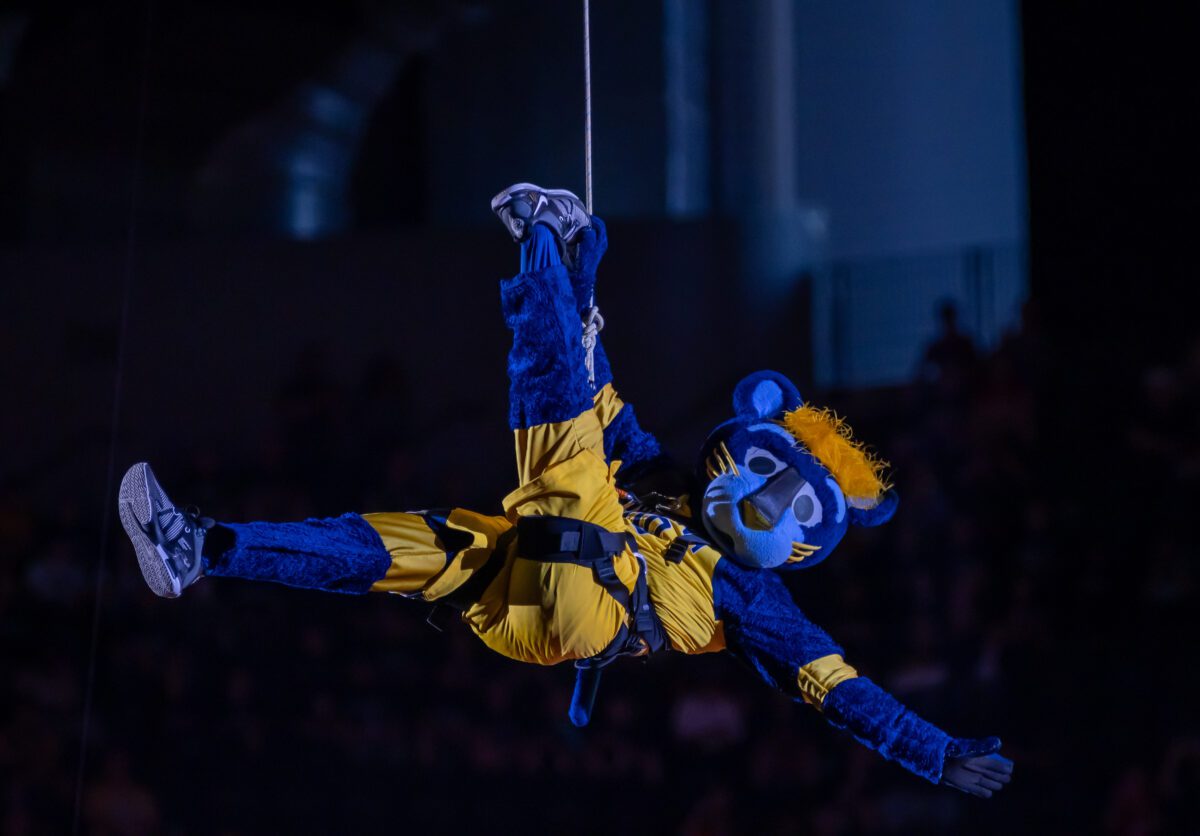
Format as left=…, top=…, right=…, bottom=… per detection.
left=663, top=532, right=709, bottom=564
left=516, top=516, right=664, bottom=644
left=514, top=515, right=668, bottom=726
left=434, top=514, right=671, bottom=727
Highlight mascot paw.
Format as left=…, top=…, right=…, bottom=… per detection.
left=942, top=737, right=1013, bottom=798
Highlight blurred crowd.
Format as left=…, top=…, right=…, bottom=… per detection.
left=2, top=304, right=1197, bottom=835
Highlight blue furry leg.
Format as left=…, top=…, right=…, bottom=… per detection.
left=206, top=513, right=392, bottom=595
left=502, top=228, right=593, bottom=429
left=822, top=676, right=953, bottom=784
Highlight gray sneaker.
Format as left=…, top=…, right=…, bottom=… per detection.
left=490, top=182, right=591, bottom=244
left=118, top=463, right=212, bottom=598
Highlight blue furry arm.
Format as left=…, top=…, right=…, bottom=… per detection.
left=821, top=678, right=952, bottom=784
left=570, top=217, right=664, bottom=473
left=712, top=559, right=952, bottom=783
left=712, top=558, right=844, bottom=690
left=601, top=401, right=663, bottom=478
left=568, top=217, right=614, bottom=391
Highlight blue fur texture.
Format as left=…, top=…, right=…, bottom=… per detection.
left=822, top=676, right=952, bottom=784
left=712, top=558, right=842, bottom=689
left=566, top=217, right=660, bottom=470
left=572, top=215, right=608, bottom=287
left=568, top=217, right=613, bottom=390
left=208, top=513, right=392, bottom=594
left=501, top=261, right=595, bottom=429
left=849, top=490, right=900, bottom=527
left=713, top=557, right=954, bottom=783
left=732, top=370, right=803, bottom=418
left=603, top=402, right=662, bottom=473
left=946, top=736, right=1002, bottom=758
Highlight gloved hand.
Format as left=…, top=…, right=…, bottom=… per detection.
left=569, top=216, right=608, bottom=307
left=940, top=736, right=1013, bottom=798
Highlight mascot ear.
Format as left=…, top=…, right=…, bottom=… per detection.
left=848, top=490, right=899, bottom=528
left=732, top=370, right=803, bottom=420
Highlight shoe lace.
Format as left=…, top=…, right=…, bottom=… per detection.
left=182, top=505, right=215, bottom=532
left=149, top=503, right=213, bottom=544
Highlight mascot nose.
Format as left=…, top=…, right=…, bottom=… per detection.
left=742, top=468, right=806, bottom=530
left=739, top=498, right=773, bottom=530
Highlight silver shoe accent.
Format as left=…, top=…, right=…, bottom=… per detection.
left=490, top=182, right=591, bottom=244
left=118, top=463, right=210, bottom=598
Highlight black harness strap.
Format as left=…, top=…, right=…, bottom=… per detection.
left=515, top=515, right=668, bottom=726
left=515, top=515, right=664, bottom=646
left=433, top=514, right=672, bottom=726
left=516, top=516, right=631, bottom=561
left=663, top=532, right=709, bottom=564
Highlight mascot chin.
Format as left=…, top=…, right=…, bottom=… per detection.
left=117, top=183, right=1012, bottom=798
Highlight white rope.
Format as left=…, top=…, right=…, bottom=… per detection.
left=582, top=305, right=605, bottom=387
left=581, top=0, right=604, bottom=388
left=583, top=0, right=593, bottom=217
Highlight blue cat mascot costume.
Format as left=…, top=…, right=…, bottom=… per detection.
left=118, top=183, right=1012, bottom=798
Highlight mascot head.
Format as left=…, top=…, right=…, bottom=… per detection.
left=696, top=370, right=898, bottom=570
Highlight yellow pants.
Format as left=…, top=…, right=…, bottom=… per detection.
left=363, top=385, right=641, bottom=666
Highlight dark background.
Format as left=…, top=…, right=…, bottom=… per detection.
left=1, top=1, right=1197, bottom=834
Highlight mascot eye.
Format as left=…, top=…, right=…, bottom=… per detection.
left=748, top=456, right=776, bottom=475
left=744, top=447, right=783, bottom=476
left=793, top=494, right=816, bottom=524
left=791, top=483, right=823, bottom=527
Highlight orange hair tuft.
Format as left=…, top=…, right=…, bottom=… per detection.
left=780, top=405, right=892, bottom=508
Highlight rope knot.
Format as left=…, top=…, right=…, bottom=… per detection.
left=581, top=304, right=605, bottom=387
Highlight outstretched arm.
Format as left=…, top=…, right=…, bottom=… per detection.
left=569, top=218, right=665, bottom=479
left=712, top=559, right=1013, bottom=795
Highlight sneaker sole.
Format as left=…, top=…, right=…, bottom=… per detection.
left=118, top=462, right=182, bottom=598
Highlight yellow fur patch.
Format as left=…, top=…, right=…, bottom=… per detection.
left=779, top=405, right=892, bottom=508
